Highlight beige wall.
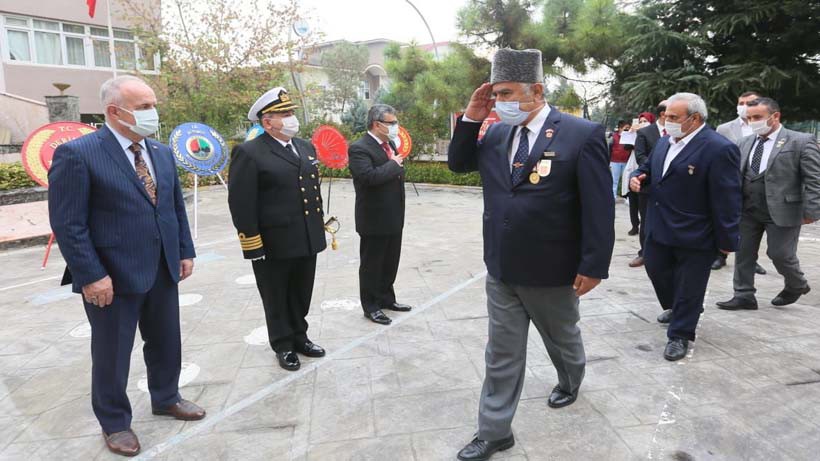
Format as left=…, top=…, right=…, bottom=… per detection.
left=0, top=0, right=156, bottom=29
left=4, top=63, right=118, bottom=114
left=0, top=93, right=48, bottom=143
left=0, top=0, right=159, bottom=114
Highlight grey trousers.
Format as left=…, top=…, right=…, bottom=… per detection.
left=477, top=275, right=585, bottom=441
left=734, top=212, right=807, bottom=299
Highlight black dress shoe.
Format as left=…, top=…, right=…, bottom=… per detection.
left=276, top=350, right=300, bottom=371
left=364, top=309, right=392, bottom=325
left=547, top=385, right=577, bottom=409
left=383, top=302, right=412, bottom=312
left=664, top=338, right=688, bottom=361
left=711, top=256, right=726, bottom=270
left=297, top=340, right=325, bottom=357
left=628, top=227, right=639, bottom=236
left=771, top=285, right=811, bottom=306
left=755, top=263, right=767, bottom=275
left=457, top=434, right=515, bottom=461
left=716, top=297, right=758, bottom=311
left=657, top=309, right=673, bottom=324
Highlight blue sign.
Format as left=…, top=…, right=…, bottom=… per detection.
left=245, top=124, right=264, bottom=142
left=169, top=122, right=228, bottom=176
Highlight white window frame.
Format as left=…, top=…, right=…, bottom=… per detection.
left=0, top=14, right=159, bottom=74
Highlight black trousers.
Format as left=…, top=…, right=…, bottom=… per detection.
left=359, top=232, right=402, bottom=314
left=628, top=192, right=640, bottom=231
left=638, top=193, right=648, bottom=256
left=252, top=254, right=317, bottom=352
left=84, top=256, right=181, bottom=434
left=643, top=237, right=714, bottom=341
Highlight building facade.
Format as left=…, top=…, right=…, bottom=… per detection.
left=0, top=0, right=159, bottom=143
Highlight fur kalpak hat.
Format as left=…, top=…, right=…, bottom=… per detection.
left=490, top=48, right=544, bottom=84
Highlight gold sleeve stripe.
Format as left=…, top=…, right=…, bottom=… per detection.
left=241, top=242, right=264, bottom=251
left=239, top=236, right=262, bottom=243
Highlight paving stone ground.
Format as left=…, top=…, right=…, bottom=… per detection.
left=1, top=180, right=819, bottom=461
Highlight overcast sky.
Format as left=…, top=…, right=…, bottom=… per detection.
left=296, top=0, right=469, bottom=44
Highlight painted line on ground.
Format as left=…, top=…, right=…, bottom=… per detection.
left=136, top=269, right=488, bottom=459
left=646, top=346, right=694, bottom=460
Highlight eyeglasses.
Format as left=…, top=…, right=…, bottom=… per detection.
left=379, top=120, right=399, bottom=126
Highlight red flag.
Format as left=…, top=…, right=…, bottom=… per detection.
left=87, top=0, right=97, bottom=18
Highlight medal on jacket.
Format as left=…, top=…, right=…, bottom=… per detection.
left=538, top=159, right=551, bottom=177
left=529, top=172, right=540, bottom=184
left=688, top=164, right=695, bottom=175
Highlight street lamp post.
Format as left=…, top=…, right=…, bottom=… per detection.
left=405, top=0, right=439, bottom=60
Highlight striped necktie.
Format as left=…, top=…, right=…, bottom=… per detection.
left=129, top=143, right=157, bottom=204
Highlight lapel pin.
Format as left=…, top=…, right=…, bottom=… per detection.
left=688, top=165, right=695, bottom=175
left=776, top=139, right=785, bottom=148
left=545, top=128, right=554, bottom=139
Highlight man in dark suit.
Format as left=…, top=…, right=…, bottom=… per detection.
left=717, top=97, right=820, bottom=311
left=449, top=49, right=614, bottom=461
left=48, top=76, right=205, bottom=457
left=228, top=87, right=327, bottom=372
left=629, top=102, right=666, bottom=271
left=630, top=92, right=742, bottom=361
left=713, top=91, right=767, bottom=274
left=348, top=104, right=412, bottom=325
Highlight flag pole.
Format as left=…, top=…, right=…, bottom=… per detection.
left=105, top=0, right=117, bottom=77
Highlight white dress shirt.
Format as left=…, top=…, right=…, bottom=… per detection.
left=269, top=134, right=300, bottom=157
left=106, top=123, right=156, bottom=179
left=657, top=122, right=666, bottom=137
left=368, top=131, right=394, bottom=155
left=748, top=124, right=783, bottom=174
left=739, top=118, right=754, bottom=137
left=662, top=123, right=706, bottom=175
left=507, top=105, right=551, bottom=171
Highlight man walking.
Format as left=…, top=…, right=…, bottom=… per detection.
left=449, top=48, right=614, bottom=461
left=717, top=97, right=820, bottom=310
left=631, top=92, right=742, bottom=361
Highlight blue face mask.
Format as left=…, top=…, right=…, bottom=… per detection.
left=495, top=101, right=531, bottom=126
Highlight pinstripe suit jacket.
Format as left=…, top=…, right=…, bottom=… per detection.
left=48, top=125, right=195, bottom=294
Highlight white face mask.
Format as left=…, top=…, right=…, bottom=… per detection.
left=749, top=115, right=774, bottom=137
left=386, top=123, right=399, bottom=142
left=665, top=115, right=693, bottom=139
left=117, top=106, right=159, bottom=137
left=737, top=105, right=747, bottom=119
left=495, top=101, right=531, bottom=125
left=279, top=115, right=300, bottom=138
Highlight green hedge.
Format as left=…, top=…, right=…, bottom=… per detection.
left=0, top=160, right=481, bottom=192
left=320, top=161, right=482, bottom=187
left=0, top=163, right=37, bottom=190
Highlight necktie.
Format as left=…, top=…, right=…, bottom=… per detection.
left=662, top=128, right=667, bottom=136
left=129, top=143, right=156, bottom=204
left=381, top=142, right=393, bottom=158
left=285, top=143, right=299, bottom=158
left=510, top=127, right=530, bottom=184
left=750, top=136, right=767, bottom=174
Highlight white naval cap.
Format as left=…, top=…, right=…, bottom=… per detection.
left=247, top=87, right=299, bottom=121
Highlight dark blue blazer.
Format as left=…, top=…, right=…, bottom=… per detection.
left=448, top=109, right=615, bottom=286
left=48, top=125, right=195, bottom=294
left=632, top=125, right=741, bottom=251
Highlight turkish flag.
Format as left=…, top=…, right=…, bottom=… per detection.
left=87, top=0, right=97, bottom=18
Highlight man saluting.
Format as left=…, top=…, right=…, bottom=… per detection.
left=448, top=48, right=615, bottom=461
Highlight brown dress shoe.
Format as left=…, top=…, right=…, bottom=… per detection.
left=103, top=429, right=140, bottom=457
left=152, top=399, right=206, bottom=421
left=629, top=256, right=644, bottom=268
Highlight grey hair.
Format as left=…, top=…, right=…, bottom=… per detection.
left=367, top=104, right=396, bottom=129
left=666, top=92, right=708, bottom=121
left=100, top=75, right=148, bottom=106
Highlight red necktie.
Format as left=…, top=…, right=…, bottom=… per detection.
left=381, top=142, right=393, bottom=158
left=662, top=128, right=668, bottom=136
